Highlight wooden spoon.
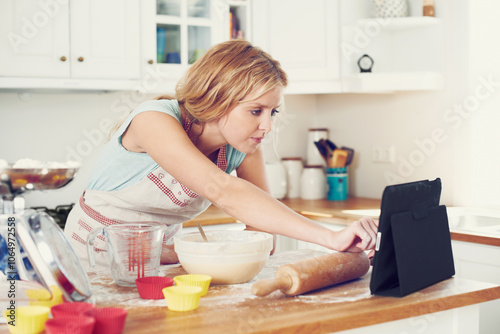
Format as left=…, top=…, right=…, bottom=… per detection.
left=196, top=222, right=208, bottom=242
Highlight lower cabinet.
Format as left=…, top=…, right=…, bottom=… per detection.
left=452, top=240, right=500, bottom=334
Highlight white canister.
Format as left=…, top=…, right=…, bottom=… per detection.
left=264, top=161, right=287, bottom=200
left=300, top=165, right=327, bottom=200
left=306, top=128, right=329, bottom=167
left=281, top=157, right=303, bottom=199
left=373, top=0, right=409, bottom=18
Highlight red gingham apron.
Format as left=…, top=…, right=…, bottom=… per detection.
left=64, top=119, right=228, bottom=269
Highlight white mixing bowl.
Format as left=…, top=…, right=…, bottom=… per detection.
left=174, top=230, right=274, bottom=284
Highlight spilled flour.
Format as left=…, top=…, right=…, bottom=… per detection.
left=87, top=265, right=182, bottom=307
left=87, top=250, right=373, bottom=310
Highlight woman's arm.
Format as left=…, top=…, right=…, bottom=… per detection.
left=123, top=111, right=378, bottom=255
left=235, top=146, right=277, bottom=253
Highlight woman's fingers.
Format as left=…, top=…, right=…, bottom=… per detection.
left=351, top=217, right=378, bottom=250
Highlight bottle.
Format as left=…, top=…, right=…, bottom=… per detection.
left=423, top=0, right=435, bottom=17
left=281, top=157, right=303, bottom=199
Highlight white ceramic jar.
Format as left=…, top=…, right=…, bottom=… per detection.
left=281, top=157, right=303, bottom=199
left=300, top=165, right=327, bottom=200
left=306, top=128, right=329, bottom=167
left=264, top=161, right=287, bottom=200
left=373, top=0, right=409, bottom=18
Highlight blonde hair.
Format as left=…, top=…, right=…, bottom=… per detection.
left=175, top=39, right=288, bottom=124
left=108, top=40, right=287, bottom=138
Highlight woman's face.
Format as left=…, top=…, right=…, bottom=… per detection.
left=218, top=86, right=283, bottom=154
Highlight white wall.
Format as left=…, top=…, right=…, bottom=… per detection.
left=0, top=90, right=155, bottom=207
left=467, top=0, right=500, bottom=209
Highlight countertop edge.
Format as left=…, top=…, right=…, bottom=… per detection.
left=250, top=278, right=500, bottom=333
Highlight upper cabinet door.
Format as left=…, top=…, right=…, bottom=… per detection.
left=0, top=0, right=70, bottom=78
left=70, top=0, right=141, bottom=79
left=139, top=0, right=230, bottom=94
left=252, top=0, right=340, bottom=94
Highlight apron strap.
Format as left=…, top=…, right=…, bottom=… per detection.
left=183, top=115, right=228, bottom=172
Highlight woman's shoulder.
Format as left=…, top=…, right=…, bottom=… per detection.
left=133, top=99, right=182, bottom=121
left=111, top=99, right=182, bottom=141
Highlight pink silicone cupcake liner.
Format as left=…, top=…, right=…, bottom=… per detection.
left=85, top=307, right=128, bottom=334
left=136, top=276, right=174, bottom=299
left=45, top=314, right=96, bottom=334
left=51, top=302, right=96, bottom=317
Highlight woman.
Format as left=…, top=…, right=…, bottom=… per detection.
left=64, top=40, right=378, bottom=268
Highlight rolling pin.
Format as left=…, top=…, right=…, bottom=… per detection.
left=251, top=252, right=370, bottom=297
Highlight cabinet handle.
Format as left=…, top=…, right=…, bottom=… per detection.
left=147, top=59, right=154, bottom=64
left=60, top=56, right=67, bottom=62
left=77, top=57, right=84, bottom=62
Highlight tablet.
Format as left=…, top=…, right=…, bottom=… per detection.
left=370, top=178, right=455, bottom=297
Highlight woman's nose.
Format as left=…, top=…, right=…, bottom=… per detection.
left=259, top=113, right=273, bottom=133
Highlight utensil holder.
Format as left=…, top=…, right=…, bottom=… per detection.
left=326, top=168, right=348, bottom=201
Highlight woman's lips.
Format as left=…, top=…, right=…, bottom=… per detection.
left=251, top=137, right=264, bottom=144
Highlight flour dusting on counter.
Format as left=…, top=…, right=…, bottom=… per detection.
left=87, top=250, right=372, bottom=310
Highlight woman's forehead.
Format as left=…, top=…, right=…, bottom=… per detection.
left=240, top=86, right=283, bottom=106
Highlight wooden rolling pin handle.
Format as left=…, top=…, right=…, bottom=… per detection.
left=251, top=275, right=292, bottom=297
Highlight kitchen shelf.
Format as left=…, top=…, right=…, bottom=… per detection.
left=229, top=0, right=251, bottom=40
left=341, top=71, right=444, bottom=93
left=156, top=14, right=211, bottom=26
left=0, top=77, right=141, bottom=92
left=351, top=16, right=442, bottom=30
left=339, top=0, right=445, bottom=94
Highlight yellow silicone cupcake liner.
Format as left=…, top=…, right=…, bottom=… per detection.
left=162, top=285, right=203, bottom=311
left=3, top=305, right=50, bottom=334
left=174, top=274, right=212, bottom=296
left=26, top=285, right=64, bottom=308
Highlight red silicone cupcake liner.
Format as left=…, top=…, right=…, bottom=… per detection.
left=136, top=276, right=174, bottom=299
left=51, top=302, right=96, bottom=317
left=45, top=314, right=96, bottom=334
left=85, top=307, right=128, bottom=334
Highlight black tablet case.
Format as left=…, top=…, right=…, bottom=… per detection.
left=370, top=178, right=455, bottom=297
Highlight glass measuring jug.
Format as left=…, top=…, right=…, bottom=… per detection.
left=87, top=223, right=174, bottom=286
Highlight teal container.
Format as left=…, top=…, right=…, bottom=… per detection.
left=326, top=167, right=348, bottom=201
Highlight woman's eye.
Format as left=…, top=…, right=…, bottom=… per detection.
left=250, top=109, right=279, bottom=116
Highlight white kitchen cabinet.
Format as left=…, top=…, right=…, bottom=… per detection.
left=0, top=0, right=141, bottom=90
left=251, top=0, right=341, bottom=95
left=339, top=0, right=445, bottom=93
left=139, top=0, right=230, bottom=94
left=452, top=240, right=500, bottom=334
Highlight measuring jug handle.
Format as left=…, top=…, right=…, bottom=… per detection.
left=87, top=227, right=104, bottom=270
left=162, top=224, right=181, bottom=243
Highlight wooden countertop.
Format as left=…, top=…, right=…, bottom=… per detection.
left=83, top=250, right=500, bottom=334
left=183, top=197, right=381, bottom=228
left=186, top=197, right=500, bottom=247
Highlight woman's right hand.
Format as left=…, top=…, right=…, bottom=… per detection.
left=328, top=217, right=379, bottom=258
